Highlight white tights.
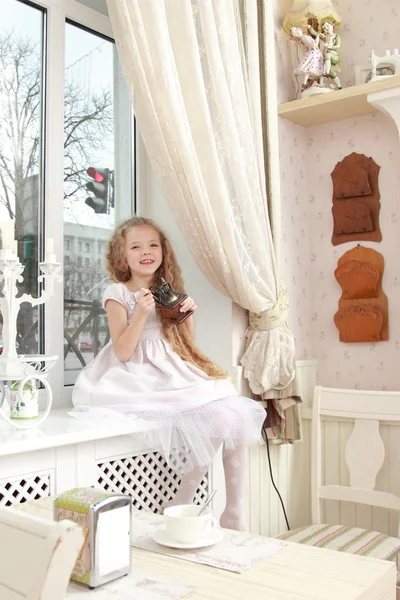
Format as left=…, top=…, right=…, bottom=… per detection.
left=167, top=442, right=247, bottom=532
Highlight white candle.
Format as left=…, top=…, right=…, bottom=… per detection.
left=1, top=220, right=14, bottom=250
left=46, top=237, right=54, bottom=256
left=13, top=240, right=18, bottom=256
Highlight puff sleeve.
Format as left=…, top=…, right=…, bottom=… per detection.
left=102, top=283, right=127, bottom=310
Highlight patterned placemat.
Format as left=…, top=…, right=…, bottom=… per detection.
left=131, top=512, right=286, bottom=574
left=67, top=570, right=195, bottom=600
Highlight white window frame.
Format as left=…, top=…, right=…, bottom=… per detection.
left=23, top=0, right=135, bottom=406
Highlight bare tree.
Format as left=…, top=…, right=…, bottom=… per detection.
left=0, top=30, right=113, bottom=355
left=0, top=32, right=40, bottom=228
left=63, top=257, right=105, bottom=329
left=64, top=76, right=113, bottom=208
left=0, top=30, right=113, bottom=233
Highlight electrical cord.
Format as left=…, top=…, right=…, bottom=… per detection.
left=262, top=427, right=291, bottom=531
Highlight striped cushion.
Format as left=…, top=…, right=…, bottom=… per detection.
left=278, top=523, right=400, bottom=561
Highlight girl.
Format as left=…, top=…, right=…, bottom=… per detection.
left=72, top=217, right=265, bottom=531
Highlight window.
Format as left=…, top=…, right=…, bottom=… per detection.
left=2, top=0, right=135, bottom=396
left=0, top=0, right=46, bottom=355
left=63, top=20, right=134, bottom=385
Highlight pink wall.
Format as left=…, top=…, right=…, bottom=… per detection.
left=307, top=114, right=400, bottom=390
left=276, top=0, right=400, bottom=390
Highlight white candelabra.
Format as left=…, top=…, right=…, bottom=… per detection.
left=0, top=220, right=62, bottom=429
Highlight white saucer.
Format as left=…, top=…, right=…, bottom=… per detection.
left=152, top=527, right=223, bottom=550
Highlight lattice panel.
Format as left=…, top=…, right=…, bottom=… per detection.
left=0, top=473, right=51, bottom=506
left=97, top=450, right=208, bottom=514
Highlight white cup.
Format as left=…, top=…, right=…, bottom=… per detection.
left=163, top=504, right=218, bottom=544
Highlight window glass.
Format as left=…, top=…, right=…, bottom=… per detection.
left=0, top=0, right=45, bottom=355
left=64, top=22, right=134, bottom=385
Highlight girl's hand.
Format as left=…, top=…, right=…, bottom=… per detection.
left=180, top=296, right=197, bottom=313
left=136, top=288, right=155, bottom=317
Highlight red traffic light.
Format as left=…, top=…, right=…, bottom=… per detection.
left=87, top=167, right=105, bottom=183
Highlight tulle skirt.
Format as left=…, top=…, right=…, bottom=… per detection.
left=71, top=394, right=266, bottom=475
left=71, top=336, right=266, bottom=475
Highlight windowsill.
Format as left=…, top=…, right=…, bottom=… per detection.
left=0, top=408, right=156, bottom=457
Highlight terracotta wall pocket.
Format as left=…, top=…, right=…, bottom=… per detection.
left=334, top=245, right=388, bottom=343
left=331, top=153, right=381, bottom=246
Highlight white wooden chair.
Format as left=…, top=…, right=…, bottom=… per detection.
left=0, top=507, right=83, bottom=600
left=278, top=386, right=400, bottom=577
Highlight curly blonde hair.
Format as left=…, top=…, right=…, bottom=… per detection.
left=106, top=217, right=227, bottom=379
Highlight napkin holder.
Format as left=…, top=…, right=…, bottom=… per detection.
left=54, top=487, right=131, bottom=589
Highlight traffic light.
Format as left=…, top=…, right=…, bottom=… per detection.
left=85, top=167, right=110, bottom=213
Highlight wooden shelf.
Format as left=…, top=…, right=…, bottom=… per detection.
left=278, top=76, right=400, bottom=127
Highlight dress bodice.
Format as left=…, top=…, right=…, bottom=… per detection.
left=102, top=282, right=165, bottom=341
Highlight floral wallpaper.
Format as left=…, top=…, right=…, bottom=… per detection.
left=306, top=113, right=400, bottom=390
left=275, top=0, right=400, bottom=390
left=333, top=0, right=400, bottom=89
left=279, top=118, right=314, bottom=362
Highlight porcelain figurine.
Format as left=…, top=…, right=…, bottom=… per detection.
left=289, top=27, right=324, bottom=93
left=308, top=21, right=342, bottom=90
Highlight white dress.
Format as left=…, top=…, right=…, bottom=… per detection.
left=72, top=283, right=265, bottom=473
left=296, top=34, right=324, bottom=78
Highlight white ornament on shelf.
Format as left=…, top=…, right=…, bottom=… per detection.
left=370, top=49, right=400, bottom=82
left=0, top=221, right=62, bottom=429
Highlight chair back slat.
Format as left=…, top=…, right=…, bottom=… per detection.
left=319, top=486, right=400, bottom=512
left=311, top=386, right=400, bottom=526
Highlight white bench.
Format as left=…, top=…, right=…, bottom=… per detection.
left=0, top=409, right=209, bottom=515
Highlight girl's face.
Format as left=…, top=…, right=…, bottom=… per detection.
left=124, top=225, right=163, bottom=279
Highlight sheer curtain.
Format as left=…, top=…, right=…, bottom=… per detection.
left=107, top=0, right=297, bottom=405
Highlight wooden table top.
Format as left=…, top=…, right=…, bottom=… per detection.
left=12, top=498, right=396, bottom=600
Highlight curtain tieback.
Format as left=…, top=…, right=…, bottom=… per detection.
left=249, top=282, right=289, bottom=331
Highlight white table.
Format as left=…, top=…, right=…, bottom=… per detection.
left=14, top=498, right=396, bottom=600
